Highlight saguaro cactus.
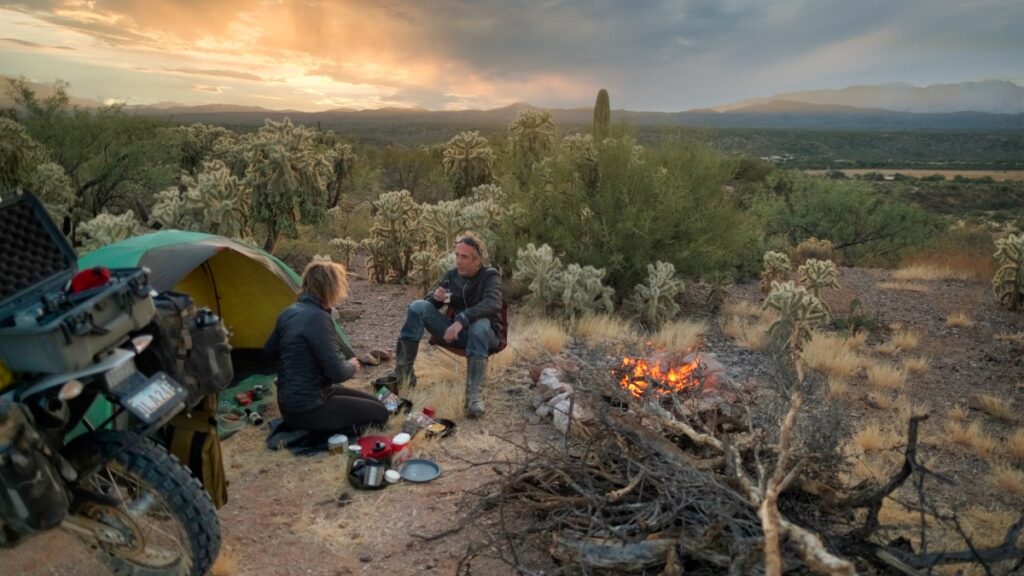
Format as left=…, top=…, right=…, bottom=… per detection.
left=993, top=233, right=1024, bottom=311
left=593, top=89, right=611, bottom=140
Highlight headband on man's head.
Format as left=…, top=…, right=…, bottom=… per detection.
left=457, top=236, right=483, bottom=257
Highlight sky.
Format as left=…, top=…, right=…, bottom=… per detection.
left=1, top=0, right=1022, bottom=112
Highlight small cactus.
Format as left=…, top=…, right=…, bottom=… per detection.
left=151, top=186, right=192, bottom=229
left=797, top=258, right=840, bottom=300
left=328, top=237, right=359, bottom=268
left=513, top=243, right=565, bottom=311
left=627, top=261, right=684, bottom=328
left=78, top=211, right=139, bottom=253
left=361, top=236, right=390, bottom=284
left=760, top=251, right=791, bottom=294
left=703, top=271, right=733, bottom=312
left=993, top=233, right=1024, bottom=311
left=368, top=190, right=423, bottom=282
left=764, top=281, right=830, bottom=351
left=410, top=250, right=439, bottom=295
left=186, top=160, right=250, bottom=237
left=558, top=263, right=615, bottom=320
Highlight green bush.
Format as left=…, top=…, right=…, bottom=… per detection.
left=751, top=171, right=941, bottom=266
left=515, top=134, right=759, bottom=296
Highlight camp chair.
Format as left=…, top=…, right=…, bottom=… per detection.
left=428, top=301, right=509, bottom=366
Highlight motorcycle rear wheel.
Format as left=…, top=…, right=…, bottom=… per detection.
left=66, top=430, right=221, bottom=576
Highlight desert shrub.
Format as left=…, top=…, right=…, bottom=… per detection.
left=751, top=171, right=941, bottom=266
left=516, top=135, right=759, bottom=295
left=899, top=222, right=997, bottom=281
left=273, top=235, right=325, bottom=272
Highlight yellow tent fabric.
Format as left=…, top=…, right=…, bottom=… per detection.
left=175, top=250, right=296, bottom=349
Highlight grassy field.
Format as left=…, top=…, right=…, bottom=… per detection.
left=806, top=169, right=1024, bottom=181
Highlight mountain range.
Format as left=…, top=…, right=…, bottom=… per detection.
left=2, top=78, right=1021, bottom=131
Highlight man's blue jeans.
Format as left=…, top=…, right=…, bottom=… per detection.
left=399, top=300, right=497, bottom=359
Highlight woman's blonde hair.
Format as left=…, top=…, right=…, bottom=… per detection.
left=301, top=260, right=349, bottom=306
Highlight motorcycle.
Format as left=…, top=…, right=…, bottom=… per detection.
left=0, top=191, right=221, bottom=576
left=0, top=334, right=221, bottom=576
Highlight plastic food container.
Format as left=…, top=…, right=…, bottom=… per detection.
left=391, top=432, right=412, bottom=466
left=328, top=434, right=348, bottom=454
left=385, top=470, right=401, bottom=484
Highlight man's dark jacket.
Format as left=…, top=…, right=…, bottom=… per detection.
left=263, top=294, right=356, bottom=413
left=428, top=266, right=503, bottom=338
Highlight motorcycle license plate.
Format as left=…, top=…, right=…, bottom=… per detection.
left=122, top=373, right=188, bottom=424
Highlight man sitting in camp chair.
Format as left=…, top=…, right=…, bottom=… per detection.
left=387, top=231, right=503, bottom=418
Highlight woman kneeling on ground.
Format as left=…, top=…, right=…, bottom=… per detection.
left=264, top=260, right=387, bottom=436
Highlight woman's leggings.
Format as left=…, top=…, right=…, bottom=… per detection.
left=281, top=386, right=388, bottom=436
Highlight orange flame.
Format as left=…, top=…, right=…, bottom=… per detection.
left=617, top=356, right=700, bottom=397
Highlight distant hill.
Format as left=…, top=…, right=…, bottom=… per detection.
left=3, top=75, right=1021, bottom=131
left=715, top=80, right=1024, bottom=115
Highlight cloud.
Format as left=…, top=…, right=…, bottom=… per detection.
left=169, top=67, right=265, bottom=82
left=1, top=36, right=72, bottom=50
left=193, top=84, right=225, bottom=93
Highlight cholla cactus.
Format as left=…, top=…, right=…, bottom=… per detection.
left=0, top=118, right=41, bottom=191
left=151, top=186, right=192, bottom=229
left=419, top=200, right=465, bottom=250
left=798, top=258, right=840, bottom=300
left=435, top=252, right=456, bottom=277
left=361, top=236, right=390, bottom=284
left=410, top=250, right=439, bottom=295
left=26, top=162, right=73, bottom=222
left=760, top=251, right=791, bottom=294
left=78, top=211, right=139, bottom=253
left=559, top=264, right=614, bottom=320
left=369, top=190, right=422, bottom=282
left=791, top=236, right=835, bottom=265
left=514, top=243, right=565, bottom=311
left=442, top=131, right=495, bottom=197
left=560, top=133, right=599, bottom=191
left=703, top=271, right=733, bottom=312
left=186, top=160, right=250, bottom=237
left=328, top=237, right=359, bottom=268
left=993, top=233, right=1024, bottom=311
left=627, top=261, right=684, bottom=328
left=764, top=281, right=830, bottom=351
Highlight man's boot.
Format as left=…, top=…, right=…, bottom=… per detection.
left=465, top=357, right=487, bottom=418
left=376, top=339, right=418, bottom=393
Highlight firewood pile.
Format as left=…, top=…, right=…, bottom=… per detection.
left=423, top=347, right=1024, bottom=575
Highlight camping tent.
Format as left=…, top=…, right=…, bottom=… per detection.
left=79, top=230, right=354, bottom=355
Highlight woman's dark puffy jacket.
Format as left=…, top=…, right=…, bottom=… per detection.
left=264, top=294, right=356, bottom=413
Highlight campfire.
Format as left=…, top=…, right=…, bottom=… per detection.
left=617, top=355, right=702, bottom=397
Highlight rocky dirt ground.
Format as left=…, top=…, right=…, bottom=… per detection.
left=4, top=264, right=1023, bottom=575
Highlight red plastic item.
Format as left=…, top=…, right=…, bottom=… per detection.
left=70, top=267, right=111, bottom=294
left=357, top=435, right=393, bottom=460
left=422, top=406, right=436, bottom=418
left=235, top=391, right=254, bottom=406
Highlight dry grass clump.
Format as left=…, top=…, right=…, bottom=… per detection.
left=896, top=396, right=929, bottom=422
left=974, top=394, right=1017, bottom=422
left=573, top=314, right=637, bottom=347
left=877, top=281, right=931, bottom=293
left=877, top=498, right=922, bottom=526
left=866, top=362, right=907, bottom=390
left=514, top=316, right=568, bottom=357
left=651, top=320, right=707, bottom=353
left=990, top=464, right=1024, bottom=496
left=901, top=250, right=996, bottom=282
left=891, top=263, right=975, bottom=281
left=866, top=392, right=896, bottom=410
left=994, top=331, right=1024, bottom=344
left=901, top=356, right=930, bottom=374
left=876, top=329, right=920, bottom=355
left=963, top=507, right=1020, bottom=549
left=945, top=421, right=999, bottom=459
left=721, top=300, right=765, bottom=319
left=854, top=421, right=902, bottom=452
left=945, top=311, right=975, bottom=328
left=845, top=331, right=868, bottom=350
left=827, top=377, right=848, bottom=399
left=1006, top=429, right=1024, bottom=462
left=947, top=405, right=970, bottom=422
left=800, top=331, right=862, bottom=378
left=721, top=314, right=773, bottom=351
